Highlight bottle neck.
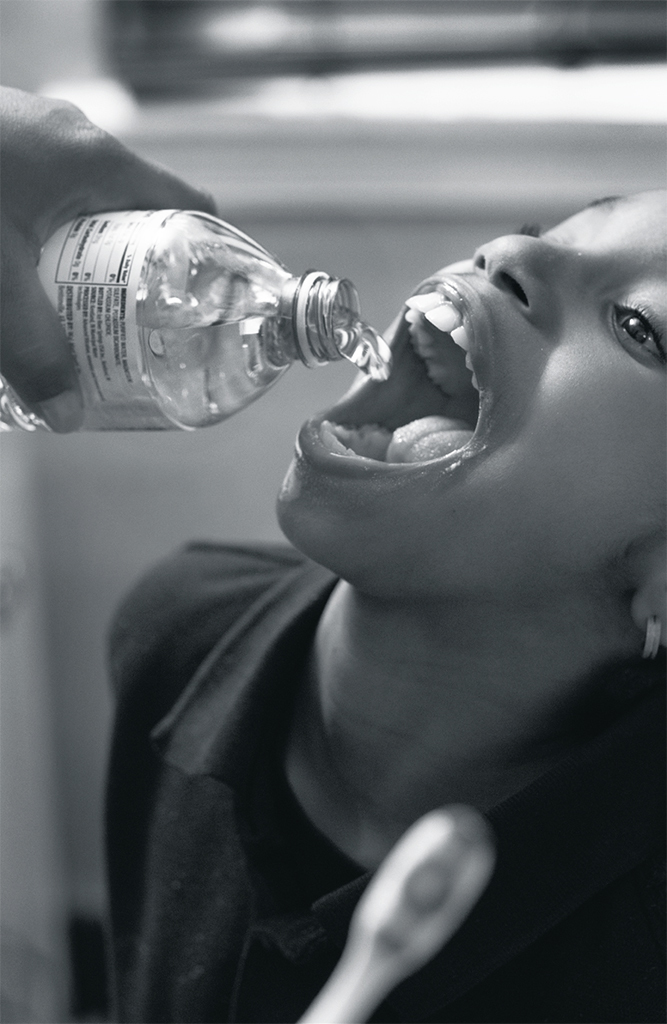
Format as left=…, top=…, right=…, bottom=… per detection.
left=281, top=271, right=392, bottom=382
left=286, top=272, right=359, bottom=368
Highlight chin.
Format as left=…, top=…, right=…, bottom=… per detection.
left=275, top=462, right=396, bottom=591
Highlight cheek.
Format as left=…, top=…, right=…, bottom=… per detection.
left=524, top=347, right=665, bottom=536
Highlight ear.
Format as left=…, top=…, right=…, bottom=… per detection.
left=629, top=535, right=666, bottom=650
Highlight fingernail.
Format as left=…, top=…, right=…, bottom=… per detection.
left=37, top=391, right=83, bottom=432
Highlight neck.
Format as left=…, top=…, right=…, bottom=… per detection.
left=285, top=579, right=634, bottom=868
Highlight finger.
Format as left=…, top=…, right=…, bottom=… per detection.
left=115, top=150, right=218, bottom=217
left=1, top=234, right=83, bottom=431
left=67, top=130, right=218, bottom=224
left=2, top=92, right=217, bottom=242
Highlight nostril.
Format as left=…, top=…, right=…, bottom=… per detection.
left=474, top=246, right=532, bottom=306
left=499, top=272, right=529, bottom=306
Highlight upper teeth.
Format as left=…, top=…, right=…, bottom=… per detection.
left=424, top=304, right=461, bottom=334
left=405, top=290, right=474, bottom=370
left=405, top=293, right=445, bottom=313
left=450, top=324, right=470, bottom=351
left=405, top=293, right=469, bottom=350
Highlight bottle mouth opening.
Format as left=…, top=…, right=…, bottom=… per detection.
left=293, top=272, right=361, bottom=368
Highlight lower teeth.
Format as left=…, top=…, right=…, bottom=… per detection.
left=322, top=421, right=392, bottom=460
left=322, top=417, right=473, bottom=463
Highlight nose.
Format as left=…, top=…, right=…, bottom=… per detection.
left=472, top=235, right=557, bottom=322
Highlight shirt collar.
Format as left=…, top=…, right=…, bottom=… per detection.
left=151, top=558, right=336, bottom=793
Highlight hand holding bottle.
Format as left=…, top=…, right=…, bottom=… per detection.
left=0, top=86, right=216, bottom=431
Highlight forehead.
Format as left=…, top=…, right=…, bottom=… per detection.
left=548, top=192, right=667, bottom=290
left=550, top=192, right=666, bottom=255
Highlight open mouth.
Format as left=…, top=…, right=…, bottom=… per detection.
left=317, top=283, right=483, bottom=466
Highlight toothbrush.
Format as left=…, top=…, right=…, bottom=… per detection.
left=298, top=805, right=495, bottom=1024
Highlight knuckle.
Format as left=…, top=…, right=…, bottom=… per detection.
left=0, top=343, right=70, bottom=404
left=40, top=96, right=121, bottom=166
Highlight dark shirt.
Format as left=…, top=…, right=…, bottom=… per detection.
left=107, top=542, right=666, bottom=1023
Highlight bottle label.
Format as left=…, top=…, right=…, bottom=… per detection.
left=38, top=210, right=173, bottom=426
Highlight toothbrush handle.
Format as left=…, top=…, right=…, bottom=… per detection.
left=298, top=806, right=495, bottom=1024
left=298, top=938, right=392, bottom=1024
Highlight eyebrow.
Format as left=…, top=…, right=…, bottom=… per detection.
left=584, top=195, right=624, bottom=211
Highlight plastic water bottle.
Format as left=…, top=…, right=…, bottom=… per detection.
left=0, top=210, right=391, bottom=431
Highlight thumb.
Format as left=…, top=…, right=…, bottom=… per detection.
left=1, top=228, right=83, bottom=431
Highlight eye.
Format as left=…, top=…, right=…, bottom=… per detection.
left=515, top=223, right=542, bottom=237
left=613, top=306, right=665, bottom=365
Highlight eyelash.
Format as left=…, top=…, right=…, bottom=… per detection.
left=614, top=304, right=666, bottom=365
left=516, top=224, right=543, bottom=237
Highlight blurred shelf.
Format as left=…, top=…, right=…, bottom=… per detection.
left=108, top=1, right=667, bottom=95
left=118, top=101, right=666, bottom=221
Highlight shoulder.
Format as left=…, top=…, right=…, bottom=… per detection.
left=108, top=542, right=312, bottom=709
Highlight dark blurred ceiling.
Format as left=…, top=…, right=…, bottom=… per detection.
left=107, top=1, right=667, bottom=97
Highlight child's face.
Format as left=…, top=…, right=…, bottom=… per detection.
left=277, top=191, right=666, bottom=600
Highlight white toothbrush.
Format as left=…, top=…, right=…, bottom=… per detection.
left=298, top=805, right=495, bottom=1024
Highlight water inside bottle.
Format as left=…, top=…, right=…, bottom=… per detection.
left=144, top=319, right=288, bottom=428
left=149, top=261, right=255, bottom=330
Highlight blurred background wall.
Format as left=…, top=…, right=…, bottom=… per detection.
left=1, top=2, right=666, bottom=1020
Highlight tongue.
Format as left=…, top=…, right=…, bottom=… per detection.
left=386, top=416, right=473, bottom=463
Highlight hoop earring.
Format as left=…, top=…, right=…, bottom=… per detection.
left=642, top=616, right=662, bottom=659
